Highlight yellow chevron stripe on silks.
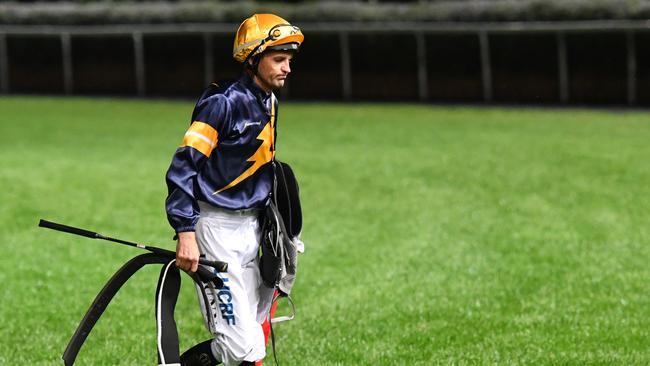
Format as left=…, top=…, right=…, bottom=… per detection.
left=214, top=120, right=274, bottom=194
left=270, top=93, right=276, bottom=148
left=181, top=121, right=219, bottom=157
left=271, top=93, right=276, bottom=124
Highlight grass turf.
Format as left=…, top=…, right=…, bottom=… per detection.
left=0, top=97, right=649, bottom=365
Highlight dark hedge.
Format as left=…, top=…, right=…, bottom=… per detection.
left=2, top=0, right=650, bottom=25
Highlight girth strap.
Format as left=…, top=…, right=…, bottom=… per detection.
left=156, top=260, right=181, bottom=365
left=156, top=263, right=225, bottom=365
left=63, top=253, right=170, bottom=366
left=63, top=253, right=224, bottom=365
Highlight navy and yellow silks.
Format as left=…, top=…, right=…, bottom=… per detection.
left=165, top=73, right=277, bottom=233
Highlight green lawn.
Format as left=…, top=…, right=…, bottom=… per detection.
left=1, top=97, right=649, bottom=365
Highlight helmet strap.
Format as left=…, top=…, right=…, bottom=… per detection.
left=245, top=54, right=261, bottom=76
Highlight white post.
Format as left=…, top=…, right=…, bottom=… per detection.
left=0, top=33, right=8, bottom=94
left=478, top=31, right=492, bottom=102
left=557, top=32, right=569, bottom=104
left=133, top=32, right=145, bottom=96
left=415, top=31, right=428, bottom=101
left=61, top=32, right=73, bottom=94
left=626, top=31, right=637, bottom=106
left=203, top=33, right=214, bottom=86
left=339, top=31, right=352, bottom=100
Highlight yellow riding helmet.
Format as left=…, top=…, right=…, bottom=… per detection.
left=233, top=13, right=304, bottom=63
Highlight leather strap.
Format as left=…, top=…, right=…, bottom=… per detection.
left=63, top=254, right=224, bottom=365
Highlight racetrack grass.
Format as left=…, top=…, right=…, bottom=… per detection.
left=1, top=97, right=649, bottom=365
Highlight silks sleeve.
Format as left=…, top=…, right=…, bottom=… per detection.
left=165, top=95, right=231, bottom=233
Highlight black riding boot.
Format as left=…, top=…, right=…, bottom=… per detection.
left=180, top=339, right=220, bottom=366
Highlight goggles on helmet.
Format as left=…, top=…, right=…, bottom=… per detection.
left=267, top=24, right=302, bottom=42
left=245, top=24, right=302, bottom=61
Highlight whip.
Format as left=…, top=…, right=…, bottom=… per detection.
left=38, top=219, right=227, bottom=272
